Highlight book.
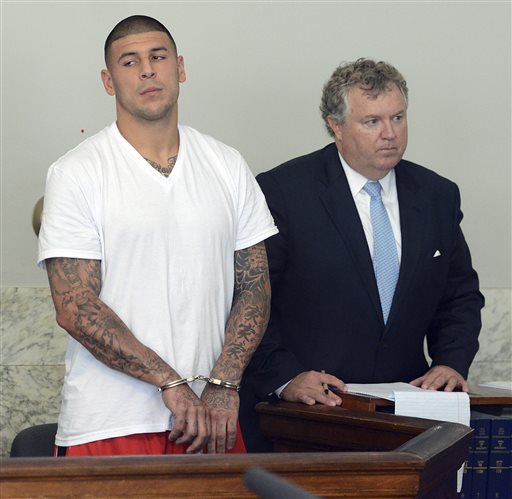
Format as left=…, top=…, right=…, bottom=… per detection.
left=471, top=413, right=492, bottom=499
left=486, top=416, right=512, bottom=499
left=458, top=446, right=473, bottom=498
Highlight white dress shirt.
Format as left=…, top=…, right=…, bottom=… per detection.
left=339, top=152, right=402, bottom=262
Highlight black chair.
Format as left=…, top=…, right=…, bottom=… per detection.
left=10, top=423, right=58, bottom=457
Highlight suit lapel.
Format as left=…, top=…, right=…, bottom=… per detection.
left=386, top=162, right=426, bottom=327
left=315, top=145, right=383, bottom=320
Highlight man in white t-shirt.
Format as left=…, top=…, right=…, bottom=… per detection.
left=38, top=14, right=277, bottom=456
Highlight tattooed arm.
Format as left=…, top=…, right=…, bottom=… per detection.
left=200, top=241, right=271, bottom=453
left=46, top=257, right=209, bottom=453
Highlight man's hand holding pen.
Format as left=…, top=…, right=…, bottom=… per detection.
left=281, top=370, right=347, bottom=407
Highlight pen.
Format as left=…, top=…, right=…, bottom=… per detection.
left=321, top=370, right=329, bottom=395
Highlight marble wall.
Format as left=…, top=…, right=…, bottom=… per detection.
left=1, top=287, right=510, bottom=456
left=1, top=288, right=66, bottom=457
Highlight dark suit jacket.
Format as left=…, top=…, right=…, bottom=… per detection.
left=240, top=143, right=484, bottom=451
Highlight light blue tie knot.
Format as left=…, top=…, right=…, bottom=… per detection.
left=363, top=180, right=382, bottom=199
left=363, top=181, right=399, bottom=324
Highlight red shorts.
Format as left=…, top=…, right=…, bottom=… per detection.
left=56, top=422, right=246, bottom=456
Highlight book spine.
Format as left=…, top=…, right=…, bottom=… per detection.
left=471, top=417, right=491, bottom=499
left=486, top=417, right=511, bottom=499
left=458, top=454, right=473, bottom=498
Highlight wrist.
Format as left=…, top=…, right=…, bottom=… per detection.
left=153, top=367, right=181, bottom=389
left=157, top=374, right=240, bottom=393
left=204, top=376, right=240, bottom=392
left=210, top=356, right=243, bottom=384
left=158, top=376, right=195, bottom=393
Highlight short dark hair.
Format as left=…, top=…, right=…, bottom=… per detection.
left=320, top=58, right=408, bottom=137
left=104, top=15, right=177, bottom=67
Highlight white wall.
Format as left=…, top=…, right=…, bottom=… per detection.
left=2, top=0, right=510, bottom=288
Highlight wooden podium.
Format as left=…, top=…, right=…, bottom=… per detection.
left=1, top=401, right=472, bottom=499
left=255, top=401, right=472, bottom=498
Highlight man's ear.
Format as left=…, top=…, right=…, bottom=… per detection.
left=327, top=117, right=342, bottom=141
left=101, top=69, right=115, bottom=96
left=177, top=55, right=186, bottom=83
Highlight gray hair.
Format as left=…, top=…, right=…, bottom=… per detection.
left=320, top=58, right=408, bottom=137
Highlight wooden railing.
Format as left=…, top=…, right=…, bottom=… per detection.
left=1, top=403, right=472, bottom=498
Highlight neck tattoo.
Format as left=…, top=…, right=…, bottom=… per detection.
left=144, top=155, right=178, bottom=177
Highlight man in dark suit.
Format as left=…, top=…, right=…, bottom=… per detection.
left=240, top=58, right=484, bottom=452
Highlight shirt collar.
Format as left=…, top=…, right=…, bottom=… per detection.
left=338, top=152, right=395, bottom=198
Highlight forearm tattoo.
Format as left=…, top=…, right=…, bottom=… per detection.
left=46, top=258, right=174, bottom=384
left=212, top=242, right=271, bottom=382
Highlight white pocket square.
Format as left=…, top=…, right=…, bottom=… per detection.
left=433, top=250, right=441, bottom=257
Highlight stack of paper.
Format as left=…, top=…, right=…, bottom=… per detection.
left=346, top=382, right=424, bottom=400
left=478, top=381, right=512, bottom=391
left=347, top=382, right=470, bottom=492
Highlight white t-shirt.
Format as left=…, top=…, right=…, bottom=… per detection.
left=38, top=123, right=278, bottom=446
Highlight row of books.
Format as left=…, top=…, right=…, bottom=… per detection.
left=459, top=412, right=511, bottom=499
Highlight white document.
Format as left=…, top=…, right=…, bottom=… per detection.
left=478, top=380, right=512, bottom=391
left=346, top=382, right=425, bottom=401
left=394, top=390, right=470, bottom=492
left=393, top=390, right=470, bottom=425
left=346, top=383, right=471, bottom=491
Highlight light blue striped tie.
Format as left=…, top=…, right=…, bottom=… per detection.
left=363, top=181, right=399, bottom=324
